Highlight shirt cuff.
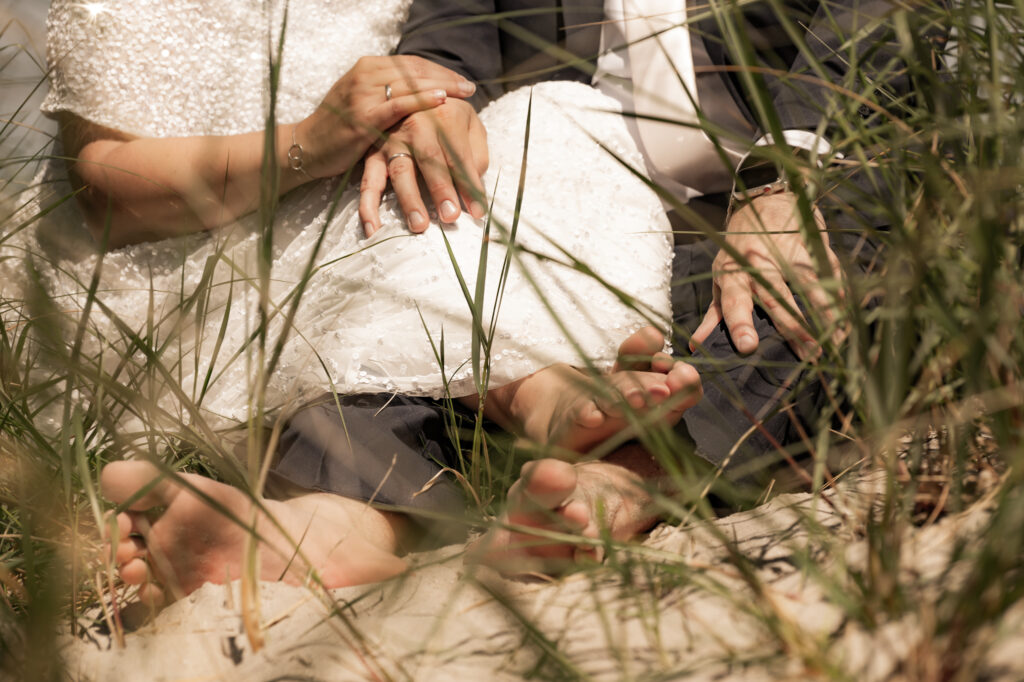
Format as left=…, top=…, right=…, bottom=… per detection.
left=749, top=130, right=840, bottom=167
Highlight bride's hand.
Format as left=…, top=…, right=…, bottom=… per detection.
left=294, top=56, right=476, bottom=180
left=358, top=99, right=488, bottom=236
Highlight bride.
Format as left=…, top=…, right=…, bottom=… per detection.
left=13, top=0, right=699, bottom=600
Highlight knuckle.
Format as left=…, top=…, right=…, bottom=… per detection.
left=445, top=148, right=471, bottom=169
left=417, top=145, right=445, bottom=164
left=719, top=293, right=751, bottom=311
left=399, top=114, right=426, bottom=134
left=426, top=179, right=452, bottom=196
left=398, top=196, right=425, bottom=215
left=432, top=104, right=456, bottom=122
left=387, top=156, right=415, bottom=173
left=399, top=55, right=427, bottom=76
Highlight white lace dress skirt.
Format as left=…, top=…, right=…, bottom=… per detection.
left=282, top=82, right=674, bottom=395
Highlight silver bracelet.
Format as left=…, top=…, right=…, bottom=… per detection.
left=287, top=125, right=314, bottom=179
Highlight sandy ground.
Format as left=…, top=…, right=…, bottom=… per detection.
left=54, top=481, right=1022, bottom=682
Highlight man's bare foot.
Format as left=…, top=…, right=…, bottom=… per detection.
left=101, top=461, right=407, bottom=605
left=468, top=447, right=663, bottom=575
left=479, top=327, right=702, bottom=453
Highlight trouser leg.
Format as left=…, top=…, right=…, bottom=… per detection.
left=272, top=393, right=472, bottom=544
left=669, top=234, right=878, bottom=486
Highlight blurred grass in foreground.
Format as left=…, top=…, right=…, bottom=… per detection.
left=1, top=1, right=1023, bottom=680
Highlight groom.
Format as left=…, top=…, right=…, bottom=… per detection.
left=366, top=0, right=943, bottom=482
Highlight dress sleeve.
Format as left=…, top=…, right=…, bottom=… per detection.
left=40, top=0, right=269, bottom=138
left=41, top=0, right=145, bottom=133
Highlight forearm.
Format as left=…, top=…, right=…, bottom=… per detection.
left=71, top=124, right=308, bottom=248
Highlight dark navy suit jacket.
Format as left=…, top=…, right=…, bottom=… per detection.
left=396, top=0, right=931, bottom=139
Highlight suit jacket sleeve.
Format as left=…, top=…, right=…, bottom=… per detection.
left=769, top=0, right=946, bottom=134
left=702, top=0, right=947, bottom=230
left=782, top=0, right=948, bottom=233
left=395, top=0, right=504, bottom=110
left=700, top=0, right=946, bottom=135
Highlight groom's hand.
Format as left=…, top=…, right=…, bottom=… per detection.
left=689, top=192, right=846, bottom=361
left=359, top=99, right=489, bottom=236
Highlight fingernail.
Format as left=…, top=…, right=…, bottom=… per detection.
left=433, top=89, right=447, bottom=102
left=363, top=221, right=375, bottom=236
left=409, top=211, right=425, bottom=229
left=737, top=332, right=757, bottom=353
left=470, top=201, right=486, bottom=217
left=440, top=200, right=458, bottom=222
left=458, top=80, right=476, bottom=95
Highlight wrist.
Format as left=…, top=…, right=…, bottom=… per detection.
left=281, top=121, right=316, bottom=187
left=725, top=191, right=802, bottom=234
left=730, top=132, right=838, bottom=210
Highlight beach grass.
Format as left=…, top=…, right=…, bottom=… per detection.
left=2, top=0, right=1024, bottom=680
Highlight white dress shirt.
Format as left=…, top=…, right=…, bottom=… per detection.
left=592, top=0, right=833, bottom=206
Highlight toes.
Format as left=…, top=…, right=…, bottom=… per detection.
left=496, top=460, right=590, bottom=563
left=559, top=498, right=593, bottom=532
left=650, top=351, right=676, bottom=374
left=605, top=373, right=672, bottom=412
left=137, top=582, right=166, bottom=608
left=574, top=401, right=607, bottom=430
left=511, top=459, right=578, bottom=511
left=119, top=557, right=150, bottom=585
left=614, top=326, right=666, bottom=371
left=115, top=535, right=147, bottom=565
left=666, top=363, right=703, bottom=412
left=101, top=461, right=182, bottom=511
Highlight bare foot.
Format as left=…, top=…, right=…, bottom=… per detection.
left=480, top=327, right=702, bottom=453
left=101, top=461, right=407, bottom=605
left=468, top=447, right=662, bottom=575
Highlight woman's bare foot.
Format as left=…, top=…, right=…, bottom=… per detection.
left=468, top=447, right=663, bottom=575
left=478, top=327, right=702, bottom=454
left=101, top=461, right=407, bottom=605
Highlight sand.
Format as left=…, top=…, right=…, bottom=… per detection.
left=56, top=482, right=1021, bottom=682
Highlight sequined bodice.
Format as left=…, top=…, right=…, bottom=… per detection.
left=42, top=0, right=412, bottom=136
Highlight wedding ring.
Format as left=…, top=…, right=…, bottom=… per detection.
left=387, top=152, right=413, bottom=164
left=384, top=83, right=393, bottom=101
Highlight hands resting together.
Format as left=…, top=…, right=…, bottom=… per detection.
left=348, top=58, right=843, bottom=359
left=290, top=56, right=489, bottom=235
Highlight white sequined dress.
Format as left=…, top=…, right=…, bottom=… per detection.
left=6, top=0, right=672, bottom=427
